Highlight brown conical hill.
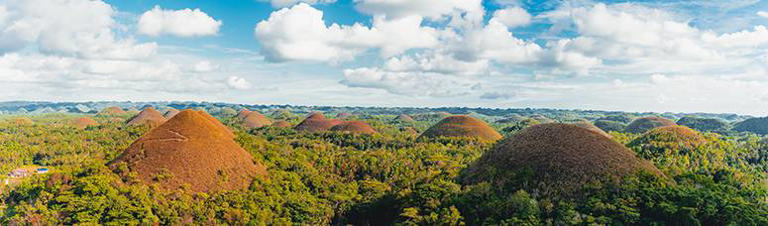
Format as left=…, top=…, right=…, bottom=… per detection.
left=126, top=107, right=166, bottom=127
left=306, top=112, right=326, bottom=120
left=625, top=116, right=676, bottom=133
left=572, top=121, right=611, bottom=138
left=394, top=114, right=415, bottom=123
left=196, top=110, right=234, bottom=138
left=330, top=121, right=377, bottom=135
left=109, top=110, right=267, bottom=193
left=463, top=123, right=664, bottom=196
left=99, top=106, right=127, bottom=116
left=164, top=108, right=180, bottom=119
left=295, top=113, right=342, bottom=132
left=272, top=120, right=292, bottom=128
left=243, top=111, right=272, bottom=129
left=71, top=117, right=98, bottom=129
left=236, top=109, right=251, bottom=120
left=419, top=115, right=502, bottom=141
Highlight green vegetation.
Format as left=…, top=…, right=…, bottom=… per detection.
left=734, top=117, right=768, bottom=135
left=1, top=111, right=766, bottom=225
left=594, top=120, right=626, bottom=132
left=676, top=116, right=730, bottom=133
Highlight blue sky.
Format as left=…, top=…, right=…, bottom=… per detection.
left=1, top=0, right=768, bottom=114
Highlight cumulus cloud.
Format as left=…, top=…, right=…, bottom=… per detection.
left=254, top=3, right=438, bottom=62
left=341, top=67, right=478, bottom=97
left=354, top=0, right=484, bottom=24
left=192, top=60, right=218, bottom=72
left=541, top=3, right=768, bottom=76
left=0, top=0, right=157, bottom=59
left=138, top=5, right=222, bottom=37
left=758, top=11, right=768, bottom=18
left=491, top=7, right=531, bottom=28
left=227, top=76, right=252, bottom=90
left=0, top=0, right=241, bottom=100
left=452, top=19, right=542, bottom=63
left=267, top=0, right=336, bottom=8
left=0, top=52, right=230, bottom=94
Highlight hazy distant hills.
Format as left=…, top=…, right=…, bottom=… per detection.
left=0, top=101, right=752, bottom=123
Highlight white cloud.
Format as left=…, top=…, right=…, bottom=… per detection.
left=0, top=0, right=240, bottom=99
left=452, top=20, right=542, bottom=64
left=192, top=60, right=218, bottom=72
left=541, top=3, right=768, bottom=76
left=254, top=3, right=438, bottom=62
left=758, top=11, right=768, bottom=18
left=268, top=0, right=336, bottom=8
left=227, top=76, right=252, bottom=90
left=383, top=53, right=489, bottom=76
left=138, top=5, right=222, bottom=37
left=491, top=7, right=531, bottom=28
left=354, top=0, right=483, bottom=22
left=341, top=67, right=478, bottom=97
left=0, top=0, right=156, bottom=60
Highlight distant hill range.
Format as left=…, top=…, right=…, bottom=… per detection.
left=0, top=101, right=752, bottom=123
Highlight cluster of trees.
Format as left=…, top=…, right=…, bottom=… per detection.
left=0, top=113, right=766, bottom=225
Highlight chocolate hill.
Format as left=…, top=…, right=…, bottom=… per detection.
left=572, top=121, right=611, bottom=138
left=330, top=121, right=377, bottom=135
left=394, top=114, right=415, bottom=123
left=71, top=117, right=98, bottom=129
left=164, top=108, right=180, bottom=119
left=629, top=125, right=706, bottom=158
left=236, top=109, right=252, bottom=120
left=242, top=111, right=272, bottom=129
left=109, top=110, right=267, bottom=192
left=419, top=115, right=502, bottom=141
left=197, top=110, right=234, bottom=138
left=733, top=117, right=768, bottom=135
left=99, top=107, right=127, bottom=116
left=271, top=120, right=292, bottom=128
left=624, top=116, right=676, bottom=133
left=306, top=112, right=326, bottom=120
left=126, top=107, right=166, bottom=127
left=463, top=123, right=663, bottom=196
left=294, top=113, right=343, bottom=132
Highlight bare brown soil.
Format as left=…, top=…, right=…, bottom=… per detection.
left=464, top=123, right=664, bottom=196
left=126, top=107, right=166, bottom=127
left=242, top=111, right=272, bottom=129
left=419, top=115, right=502, bottom=141
left=110, top=110, right=267, bottom=193
left=71, top=117, right=98, bottom=129
left=294, top=113, right=342, bottom=132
